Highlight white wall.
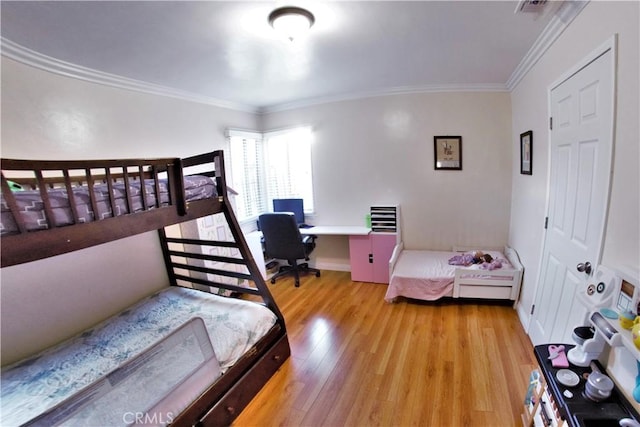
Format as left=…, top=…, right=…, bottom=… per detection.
left=263, top=92, right=513, bottom=268
left=9, top=0, right=637, bottom=363
left=509, top=1, right=640, bottom=326
left=0, top=58, right=259, bottom=364
left=1, top=58, right=256, bottom=160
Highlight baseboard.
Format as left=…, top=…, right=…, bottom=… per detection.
left=516, top=302, right=531, bottom=333
left=313, top=259, right=351, bottom=272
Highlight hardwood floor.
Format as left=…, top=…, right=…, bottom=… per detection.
left=234, top=270, right=538, bottom=426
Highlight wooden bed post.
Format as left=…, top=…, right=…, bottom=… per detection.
left=158, top=227, right=179, bottom=287
left=212, top=150, right=228, bottom=201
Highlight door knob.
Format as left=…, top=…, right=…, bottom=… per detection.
left=577, top=262, right=592, bottom=275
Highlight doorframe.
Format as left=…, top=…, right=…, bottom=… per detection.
left=525, top=34, right=618, bottom=335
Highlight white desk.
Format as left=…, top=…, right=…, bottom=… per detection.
left=298, top=225, right=370, bottom=236
left=245, top=225, right=371, bottom=279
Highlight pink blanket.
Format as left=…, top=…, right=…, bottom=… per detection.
left=385, top=250, right=456, bottom=302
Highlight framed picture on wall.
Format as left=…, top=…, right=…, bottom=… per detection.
left=520, top=130, right=533, bottom=175
left=434, top=136, right=462, bottom=170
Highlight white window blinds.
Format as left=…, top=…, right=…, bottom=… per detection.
left=227, top=126, right=314, bottom=221
left=227, top=130, right=266, bottom=220
left=264, top=127, right=314, bottom=212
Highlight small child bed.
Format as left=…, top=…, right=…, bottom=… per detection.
left=385, top=244, right=523, bottom=306
left=0, top=150, right=290, bottom=426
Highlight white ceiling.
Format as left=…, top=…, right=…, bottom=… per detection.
left=1, top=1, right=570, bottom=112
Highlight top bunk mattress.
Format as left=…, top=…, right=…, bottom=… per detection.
left=1, top=286, right=277, bottom=427
left=0, top=175, right=217, bottom=236
left=385, top=249, right=514, bottom=302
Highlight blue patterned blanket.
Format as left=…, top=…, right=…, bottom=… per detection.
left=0, top=287, right=277, bottom=426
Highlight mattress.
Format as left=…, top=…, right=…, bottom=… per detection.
left=0, top=175, right=216, bottom=236
left=27, top=318, right=221, bottom=427
left=0, top=286, right=277, bottom=426
left=384, top=250, right=513, bottom=302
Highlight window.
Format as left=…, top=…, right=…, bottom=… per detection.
left=263, top=127, right=314, bottom=213
left=227, top=127, right=314, bottom=222
left=227, top=130, right=266, bottom=220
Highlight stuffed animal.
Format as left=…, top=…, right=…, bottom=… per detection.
left=472, top=251, right=493, bottom=264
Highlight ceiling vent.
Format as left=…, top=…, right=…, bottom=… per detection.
left=514, top=0, right=548, bottom=14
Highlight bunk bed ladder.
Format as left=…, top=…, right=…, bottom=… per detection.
left=159, top=229, right=283, bottom=320
left=157, top=207, right=284, bottom=322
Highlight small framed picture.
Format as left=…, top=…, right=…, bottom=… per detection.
left=434, top=136, right=462, bottom=170
left=520, top=130, right=533, bottom=175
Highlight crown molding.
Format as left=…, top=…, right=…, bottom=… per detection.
left=2, top=0, right=588, bottom=115
left=0, top=37, right=259, bottom=113
left=259, top=83, right=509, bottom=114
left=0, top=37, right=509, bottom=115
left=506, top=0, right=589, bottom=90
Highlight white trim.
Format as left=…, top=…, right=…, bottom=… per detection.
left=2, top=36, right=508, bottom=114
left=506, top=0, right=589, bottom=91
left=263, top=125, right=313, bottom=138
left=2, top=0, right=587, bottom=113
left=516, top=303, right=532, bottom=332
left=225, top=128, right=262, bottom=139
left=1, top=37, right=258, bottom=113
left=313, top=260, right=351, bottom=272
left=548, top=35, right=617, bottom=92
left=259, top=83, right=509, bottom=114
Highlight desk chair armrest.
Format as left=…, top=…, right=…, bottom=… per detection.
left=302, top=234, right=317, bottom=259
left=302, top=235, right=317, bottom=244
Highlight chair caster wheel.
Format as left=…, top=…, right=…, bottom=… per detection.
left=315, top=272, right=321, bottom=277
left=295, top=282, right=300, bottom=287
left=271, top=278, right=276, bottom=284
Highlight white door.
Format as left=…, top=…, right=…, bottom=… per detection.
left=529, top=45, right=615, bottom=345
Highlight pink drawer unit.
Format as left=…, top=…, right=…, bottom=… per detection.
left=349, top=233, right=397, bottom=283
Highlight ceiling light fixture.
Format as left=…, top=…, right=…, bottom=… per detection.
left=268, top=6, right=315, bottom=42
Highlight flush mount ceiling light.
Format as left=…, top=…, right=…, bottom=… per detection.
left=268, top=6, right=315, bottom=42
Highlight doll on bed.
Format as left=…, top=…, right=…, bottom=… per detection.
left=448, top=251, right=502, bottom=270
left=472, top=251, right=493, bottom=264
left=449, top=250, right=491, bottom=265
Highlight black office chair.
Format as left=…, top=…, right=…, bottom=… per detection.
left=258, top=212, right=321, bottom=287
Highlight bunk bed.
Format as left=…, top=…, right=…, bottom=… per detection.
left=385, top=243, right=523, bottom=307
left=0, top=150, right=290, bottom=426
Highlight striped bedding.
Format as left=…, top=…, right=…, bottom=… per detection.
left=0, top=175, right=216, bottom=236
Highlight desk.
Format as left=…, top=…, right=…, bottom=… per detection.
left=245, top=227, right=370, bottom=280
left=298, top=225, right=370, bottom=236
left=245, top=225, right=397, bottom=283
left=246, top=226, right=370, bottom=280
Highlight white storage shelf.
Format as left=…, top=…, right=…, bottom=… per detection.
left=370, top=205, right=399, bottom=233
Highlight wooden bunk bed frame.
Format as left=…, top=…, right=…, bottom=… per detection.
left=1, top=150, right=290, bottom=426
